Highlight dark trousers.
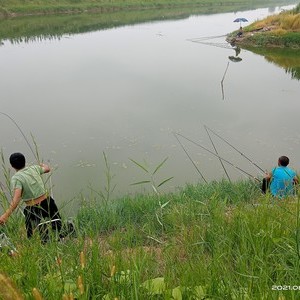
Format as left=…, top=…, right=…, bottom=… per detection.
left=261, top=178, right=270, bottom=194
left=23, top=197, right=62, bottom=242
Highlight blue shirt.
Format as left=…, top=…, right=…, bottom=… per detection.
left=270, top=166, right=296, bottom=197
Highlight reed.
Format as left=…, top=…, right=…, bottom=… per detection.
left=1, top=179, right=300, bottom=299
left=248, top=12, right=300, bottom=32
left=0, top=273, right=24, bottom=300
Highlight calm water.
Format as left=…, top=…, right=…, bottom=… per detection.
left=1, top=4, right=299, bottom=209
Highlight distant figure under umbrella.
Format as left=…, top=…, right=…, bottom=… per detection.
left=237, top=26, right=243, bottom=37
left=233, top=17, right=248, bottom=27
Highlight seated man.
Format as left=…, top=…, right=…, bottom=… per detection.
left=237, top=26, right=243, bottom=37
left=263, top=156, right=298, bottom=198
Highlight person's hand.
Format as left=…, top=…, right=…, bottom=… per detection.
left=265, top=171, right=271, bottom=179
left=294, top=177, right=299, bottom=185
left=40, top=163, right=50, bottom=173
left=0, top=214, right=8, bottom=225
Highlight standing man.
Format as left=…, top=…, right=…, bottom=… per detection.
left=264, top=155, right=298, bottom=198
left=0, top=152, right=62, bottom=242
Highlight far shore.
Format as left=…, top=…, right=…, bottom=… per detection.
left=0, top=0, right=297, bottom=18
left=227, top=4, right=300, bottom=49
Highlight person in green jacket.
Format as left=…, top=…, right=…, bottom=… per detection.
left=0, top=152, right=62, bottom=242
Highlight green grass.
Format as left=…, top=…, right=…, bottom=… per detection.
left=229, top=4, right=300, bottom=49
left=0, top=1, right=296, bottom=43
left=242, top=46, right=300, bottom=80
left=0, top=0, right=297, bottom=17
left=0, top=0, right=297, bottom=46
left=1, top=179, right=300, bottom=299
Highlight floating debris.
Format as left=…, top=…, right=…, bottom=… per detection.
left=76, top=160, right=96, bottom=168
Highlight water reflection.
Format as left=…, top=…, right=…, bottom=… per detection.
left=0, top=0, right=297, bottom=45
left=246, top=47, right=300, bottom=80
left=228, top=56, right=242, bottom=62
left=188, top=35, right=242, bottom=100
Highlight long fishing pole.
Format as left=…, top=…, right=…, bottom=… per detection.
left=188, top=40, right=233, bottom=49
left=203, top=125, right=265, bottom=175
left=0, top=111, right=38, bottom=162
left=173, top=133, right=207, bottom=183
left=204, top=125, right=231, bottom=182
left=186, top=34, right=227, bottom=41
left=174, top=132, right=259, bottom=182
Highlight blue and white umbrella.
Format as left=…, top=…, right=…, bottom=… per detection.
left=233, top=17, right=248, bottom=27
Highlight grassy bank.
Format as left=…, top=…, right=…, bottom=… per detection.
left=228, top=3, right=300, bottom=48
left=0, top=4, right=262, bottom=44
left=1, top=179, right=300, bottom=299
left=0, top=0, right=297, bottom=17
left=0, top=0, right=297, bottom=44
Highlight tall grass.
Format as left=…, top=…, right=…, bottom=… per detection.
left=249, top=6, right=300, bottom=32
left=1, top=136, right=300, bottom=298
left=2, top=176, right=300, bottom=299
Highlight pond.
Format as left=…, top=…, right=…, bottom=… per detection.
left=0, top=3, right=299, bottom=210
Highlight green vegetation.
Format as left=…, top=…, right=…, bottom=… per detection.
left=228, top=3, right=300, bottom=49
left=243, top=46, right=300, bottom=80
left=0, top=7, right=233, bottom=45
left=0, top=0, right=297, bottom=45
left=2, top=172, right=300, bottom=299
left=0, top=0, right=297, bottom=17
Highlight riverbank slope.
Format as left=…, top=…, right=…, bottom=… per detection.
left=1, top=179, right=300, bottom=299
left=227, top=3, right=300, bottom=48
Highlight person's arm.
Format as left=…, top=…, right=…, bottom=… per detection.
left=293, top=175, right=299, bottom=185
left=0, top=188, right=22, bottom=224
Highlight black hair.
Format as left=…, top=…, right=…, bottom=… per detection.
left=278, top=156, right=289, bottom=167
left=9, top=152, right=26, bottom=170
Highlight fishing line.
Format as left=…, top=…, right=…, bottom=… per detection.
left=173, top=133, right=207, bottom=183
left=0, top=111, right=38, bottom=162
left=188, top=40, right=233, bottom=49
left=174, top=132, right=259, bottom=182
left=186, top=34, right=227, bottom=41
left=204, top=125, right=231, bottom=182
left=203, top=125, right=266, bottom=175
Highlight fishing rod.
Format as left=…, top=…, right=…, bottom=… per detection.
left=204, top=125, right=231, bottom=182
left=188, top=40, right=233, bottom=49
left=186, top=34, right=227, bottom=41
left=173, top=133, right=207, bottom=183
left=174, top=132, right=260, bottom=182
left=203, top=125, right=266, bottom=175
